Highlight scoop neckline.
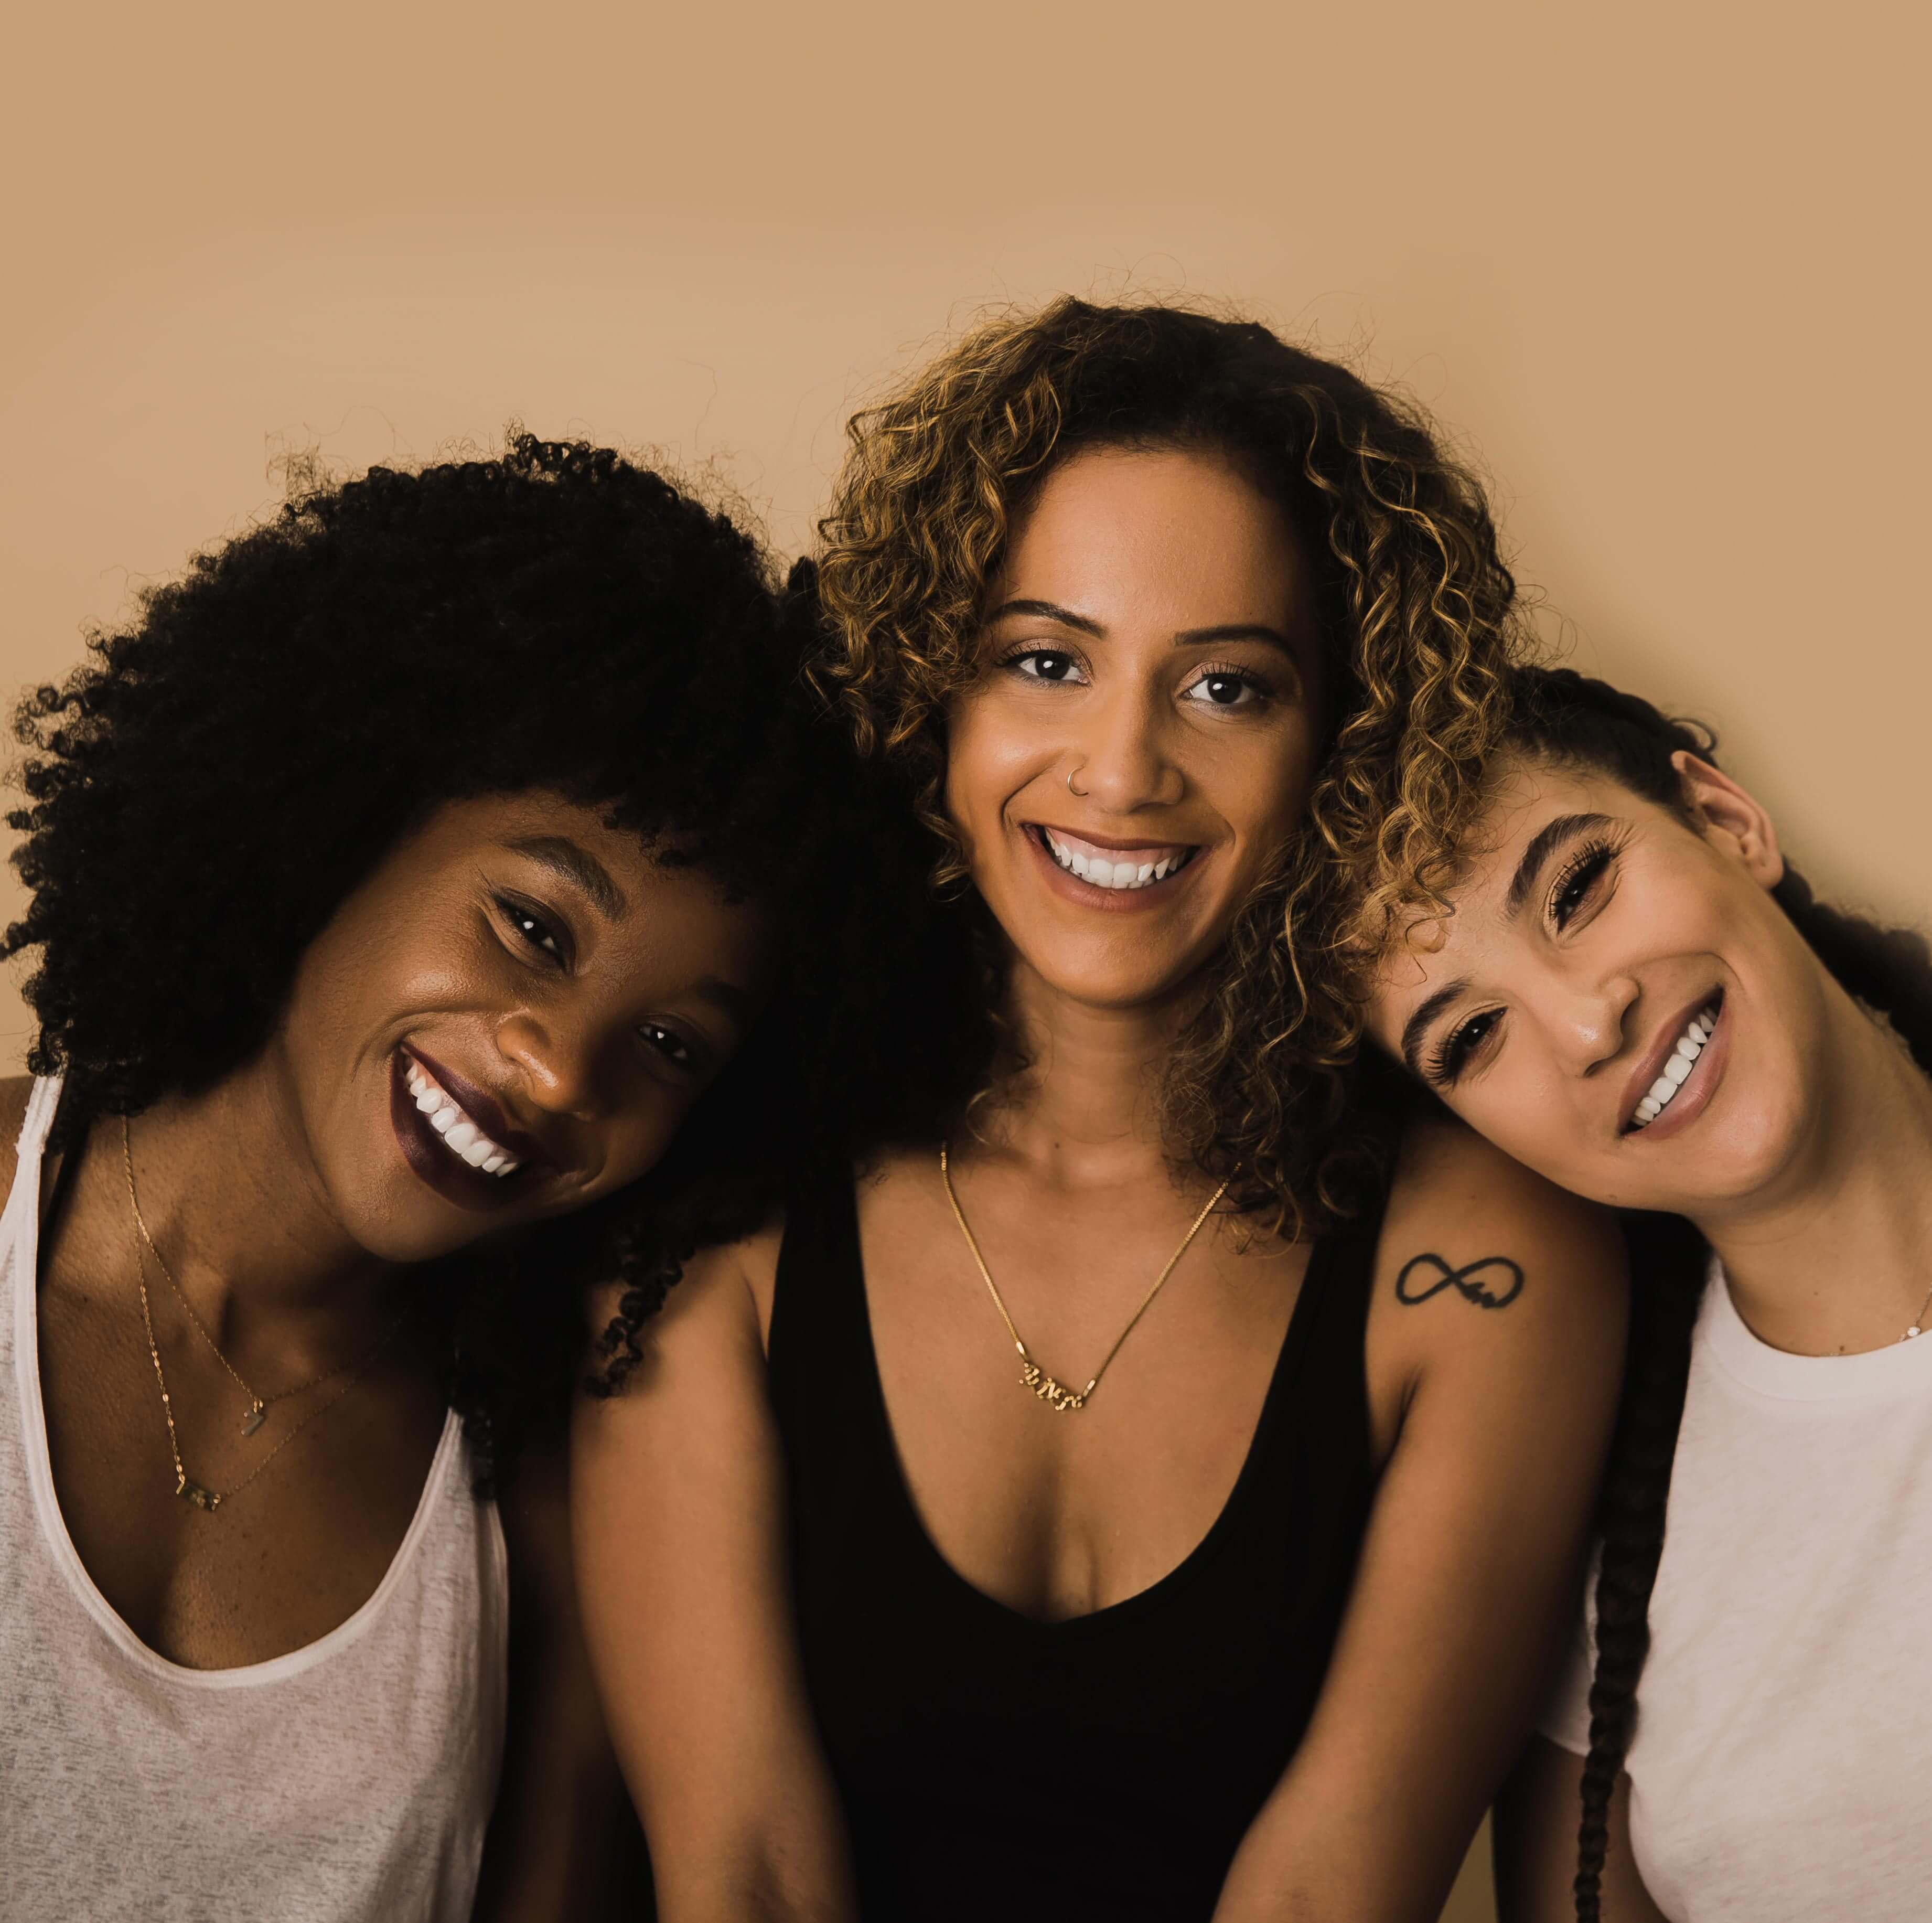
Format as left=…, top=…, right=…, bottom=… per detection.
left=843, top=1177, right=1332, bottom=1637
left=9, top=1076, right=468, bottom=1689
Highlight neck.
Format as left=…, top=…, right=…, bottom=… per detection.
left=114, top=1049, right=397, bottom=1342
left=1696, top=979, right=1932, bottom=1352
left=967, top=955, right=1201, bottom=1191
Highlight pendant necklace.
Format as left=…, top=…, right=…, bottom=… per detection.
left=1902, top=1277, right=1932, bottom=1342
left=939, top=1142, right=1228, bottom=1413
left=123, top=1117, right=401, bottom=1436
left=123, top=1117, right=407, bottom=1512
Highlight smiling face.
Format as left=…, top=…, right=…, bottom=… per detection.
left=271, top=790, right=772, bottom=1265
left=943, top=444, right=1326, bottom=1012
left=1365, top=751, right=1849, bottom=1217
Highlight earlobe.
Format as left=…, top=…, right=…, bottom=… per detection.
left=1670, top=750, right=1785, bottom=889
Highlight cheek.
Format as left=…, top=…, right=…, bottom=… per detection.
left=1208, top=719, right=1317, bottom=847
left=944, top=689, right=1049, bottom=827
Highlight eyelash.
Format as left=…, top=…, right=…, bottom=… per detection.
left=639, top=1023, right=694, bottom=1070
left=994, top=645, right=1276, bottom=708
left=496, top=893, right=570, bottom=968
left=1425, top=831, right=1632, bottom=1087
left=1546, top=833, right=1626, bottom=931
left=1180, top=660, right=1276, bottom=710
left=498, top=896, right=703, bottom=1072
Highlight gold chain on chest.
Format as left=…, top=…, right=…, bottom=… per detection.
left=938, top=1143, right=1228, bottom=1413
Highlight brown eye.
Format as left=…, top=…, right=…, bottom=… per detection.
left=1006, top=648, right=1084, bottom=684
left=497, top=894, right=568, bottom=964
left=639, top=1023, right=694, bottom=1070
left=1179, top=665, right=1272, bottom=710
left=1550, top=844, right=1616, bottom=930
left=1432, top=1008, right=1502, bottom=1086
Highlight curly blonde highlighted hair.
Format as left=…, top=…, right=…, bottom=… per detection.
left=815, top=297, right=1529, bottom=1233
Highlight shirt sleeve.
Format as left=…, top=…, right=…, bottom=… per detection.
left=1538, top=1590, right=1598, bottom=1757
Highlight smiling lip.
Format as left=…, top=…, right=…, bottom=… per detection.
left=390, top=1047, right=556, bottom=1213
left=1619, top=990, right=1728, bottom=1142
left=1024, top=822, right=1204, bottom=910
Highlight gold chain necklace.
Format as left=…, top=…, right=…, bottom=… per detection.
left=122, top=1118, right=408, bottom=1512
left=131, top=1249, right=396, bottom=1512
left=938, top=1142, right=1229, bottom=1413
left=123, top=1117, right=403, bottom=1436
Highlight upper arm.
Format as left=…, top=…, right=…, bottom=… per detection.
left=1495, top=1736, right=1668, bottom=1923
left=570, top=1227, right=854, bottom=1921
left=0, top=1075, right=35, bottom=1205
left=472, top=1428, right=646, bottom=1922
left=1215, top=1118, right=1627, bottom=1921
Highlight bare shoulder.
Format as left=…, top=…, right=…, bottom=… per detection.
left=1367, top=1109, right=1627, bottom=1433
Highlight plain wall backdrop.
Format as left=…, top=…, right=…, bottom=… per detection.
left=5, top=4, right=1926, bottom=1916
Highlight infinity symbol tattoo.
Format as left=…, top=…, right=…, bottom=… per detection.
left=1395, top=1252, right=1525, bottom=1311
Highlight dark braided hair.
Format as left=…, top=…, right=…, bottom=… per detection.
left=4, top=434, right=960, bottom=1487
left=1502, top=665, right=1932, bottom=1917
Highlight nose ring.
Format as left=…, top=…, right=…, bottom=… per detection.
left=1065, top=764, right=1089, bottom=798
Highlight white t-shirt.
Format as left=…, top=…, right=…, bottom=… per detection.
left=1544, top=1258, right=1932, bottom=1921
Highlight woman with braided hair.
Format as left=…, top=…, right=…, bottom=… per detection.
left=574, top=301, right=1628, bottom=1920
left=1362, top=664, right=1932, bottom=1921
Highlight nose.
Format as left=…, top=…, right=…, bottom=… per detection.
left=493, top=1009, right=606, bottom=1122
left=1071, top=679, right=1183, bottom=813
left=1542, top=971, right=1639, bottom=1077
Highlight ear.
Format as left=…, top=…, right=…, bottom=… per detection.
left=1670, top=750, right=1785, bottom=890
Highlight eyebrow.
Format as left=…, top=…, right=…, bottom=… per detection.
left=984, top=598, right=1299, bottom=657
left=1400, top=976, right=1473, bottom=1076
left=1504, top=813, right=1615, bottom=920
left=692, top=975, right=758, bottom=1026
left=506, top=836, right=627, bottom=922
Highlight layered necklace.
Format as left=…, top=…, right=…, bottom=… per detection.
left=939, top=1142, right=1228, bottom=1413
left=123, top=1118, right=407, bottom=1512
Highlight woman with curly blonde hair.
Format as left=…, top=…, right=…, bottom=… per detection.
left=575, top=300, right=1628, bottom=1921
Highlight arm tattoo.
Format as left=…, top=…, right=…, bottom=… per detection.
left=1394, top=1252, right=1525, bottom=1311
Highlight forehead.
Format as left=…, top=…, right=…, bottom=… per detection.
left=998, top=445, right=1311, bottom=622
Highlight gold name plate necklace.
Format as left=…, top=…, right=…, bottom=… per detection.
left=939, top=1142, right=1228, bottom=1413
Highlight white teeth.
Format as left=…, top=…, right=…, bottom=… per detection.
left=402, top=1059, right=523, bottom=1178
left=1630, top=1003, right=1721, bottom=1130
left=1042, top=830, right=1195, bottom=891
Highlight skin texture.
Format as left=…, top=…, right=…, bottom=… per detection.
left=29, top=789, right=768, bottom=1917
left=575, top=448, right=1627, bottom=1922
left=1364, top=754, right=1932, bottom=1916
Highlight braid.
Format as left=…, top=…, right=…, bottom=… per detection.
left=1573, top=1213, right=1703, bottom=1919
left=1497, top=665, right=1932, bottom=1916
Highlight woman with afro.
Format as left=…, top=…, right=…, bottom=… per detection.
left=0, top=433, right=937, bottom=1921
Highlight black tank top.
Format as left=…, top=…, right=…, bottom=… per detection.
left=767, top=1172, right=1381, bottom=1920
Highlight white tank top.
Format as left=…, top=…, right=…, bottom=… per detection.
left=0, top=1078, right=509, bottom=1922
left=1542, top=1256, right=1932, bottom=1920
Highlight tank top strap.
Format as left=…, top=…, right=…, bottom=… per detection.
left=767, top=1165, right=876, bottom=1440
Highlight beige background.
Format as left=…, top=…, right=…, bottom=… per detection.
left=6, top=4, right=1927, bottom=1914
